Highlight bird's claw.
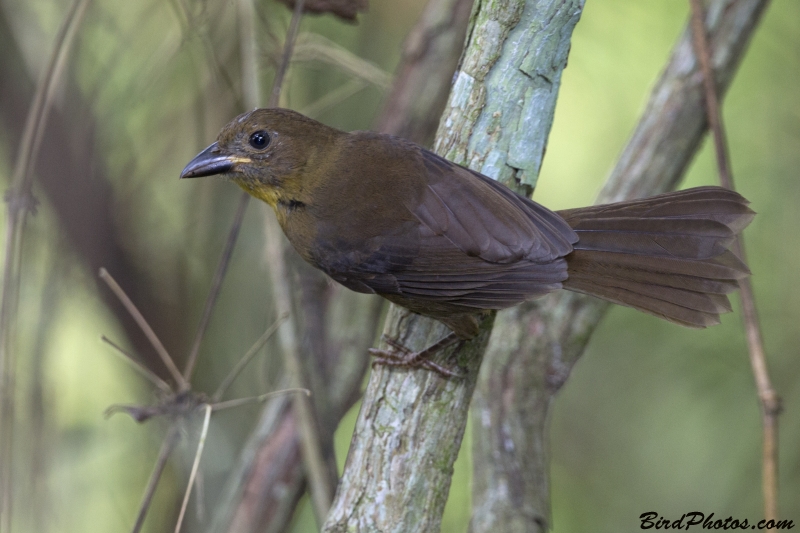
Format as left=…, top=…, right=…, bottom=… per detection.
left=368, top=335, right=464, bottom=378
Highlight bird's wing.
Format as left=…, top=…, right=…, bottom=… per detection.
left=324, top=226, right=569, bottom=310
left=322, top=147, right=576, bottom=310
left=390, top=238, right=569, bottom=309
left=406, top=148, right=576, bottom=264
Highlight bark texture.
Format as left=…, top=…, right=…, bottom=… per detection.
left=324, top=1, right=584, bottom=531
left=469, top=1, right=770, bottom=532
left=324, top=312, right=494, bottom=533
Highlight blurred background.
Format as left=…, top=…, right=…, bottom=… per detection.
left=0, top=0, right=797, bottom=531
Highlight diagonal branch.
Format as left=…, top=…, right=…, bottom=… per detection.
left=100, top=268, right=188, bottom=390
left=469, top=1, right=771, bottom=531
left=101, top=335, right=173, bottom=393
left=132, top=425, right=181, bottom=533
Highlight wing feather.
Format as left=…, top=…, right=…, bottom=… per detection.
left=312, top=136, right=574, bottom=313
left=408, top=149, right=576, bottom=264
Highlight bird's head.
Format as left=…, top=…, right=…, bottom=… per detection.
left=180, top=108, right=341, bottom=207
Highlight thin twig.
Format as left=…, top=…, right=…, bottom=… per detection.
left=212, top=314, right=288, bottom=402
left=238, top=0, right=261, bottom=111
left=180, top=0, right=264, bottom=391
left=132, top=424, right=180, bottom=533
left=167, top=0, right=243, bottom=111
left=293, top=33, right=393, bottom=89
left=174, top=404, right=212, bottom=533
left=269, top=0, right=305, bottom=107
left=183, top=0, right=305, bottom=385
left=689, top=0, right=734, bottom=188
left=257, top=7, right=340, bottom=516
left=300, top=78, right=368, bottom=118
left=167, top=0, right=190, bottom=35
left=268, top=0, right=336, bottom=522
left=211, top=388, right=310, bottom=412
left=689, top=0, right=779, bottom=522
left=182, top=191, right=250, bottom=384
left=99, top=268, right=188, bottom=390
left=101, top=335, right=173, bottom=393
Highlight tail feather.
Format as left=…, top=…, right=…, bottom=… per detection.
left=564, top=260, right=740, bottom=294
left=559, top=186, right=754, bottom=328
left=564, top=278, right=725, bottom=327
left=570, top=218, right=735, bottom=259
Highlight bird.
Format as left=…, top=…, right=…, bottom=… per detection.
left=181, top=108, right=754, bottom=375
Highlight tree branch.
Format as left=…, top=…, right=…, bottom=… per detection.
left=469, top=1, right=770, bottom=531
left=324, top=1, right=584, bottom=531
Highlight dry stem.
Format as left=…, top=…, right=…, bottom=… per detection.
left=101, top=335, right=173, bottom=393
left=174, top=404, right=212, bottom=533
left=183, top=192, right=250, bottom=384
left=689, top=0, right=780, bottom=521
left=99, top=268, right=187, bottom=389
left=132, top=425, right=180, bottom=533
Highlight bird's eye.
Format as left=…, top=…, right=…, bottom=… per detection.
left=249, top=130, right=270, bottom=150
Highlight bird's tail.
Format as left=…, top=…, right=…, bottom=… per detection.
left=558, top=186, right=754, bottom=327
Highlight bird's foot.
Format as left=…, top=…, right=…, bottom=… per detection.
left=368, top=333, right=464, bottom=378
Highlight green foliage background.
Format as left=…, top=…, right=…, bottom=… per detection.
left=0, top=0, right=797, bottom=532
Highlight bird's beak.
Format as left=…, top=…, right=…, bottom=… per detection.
left=180, top=142, right=252, bottom=179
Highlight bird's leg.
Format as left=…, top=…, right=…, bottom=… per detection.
left=368, top=332, right=464, bottom=377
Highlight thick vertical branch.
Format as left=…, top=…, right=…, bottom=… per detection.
left=469, top=1, right=770, bottom=532
left=324, top=1, right=584, bottom=531
left=324, top=313, right=495, bottom=533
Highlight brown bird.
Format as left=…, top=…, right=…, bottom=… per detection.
left=181, top=108, right=753, bottom=374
